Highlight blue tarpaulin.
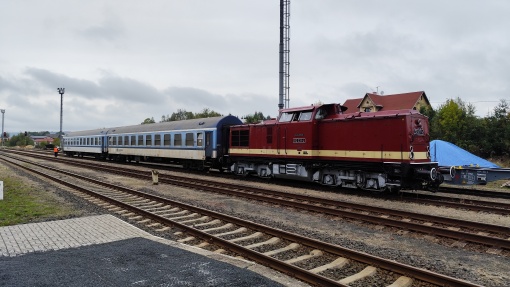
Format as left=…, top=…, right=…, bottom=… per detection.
left=430, top=140, right=499, bottom=168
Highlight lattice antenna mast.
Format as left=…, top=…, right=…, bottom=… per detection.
left=278, top=0, right=290, bottom=110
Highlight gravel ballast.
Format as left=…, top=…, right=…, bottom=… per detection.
left=2, top=156, right=510, bottom=286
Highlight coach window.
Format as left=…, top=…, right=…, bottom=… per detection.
left=146, top=134, right=152, bottom=146
left=154, top=134, right=161, bottom=146
left=185, top=133, right=194, bottom=147
left=137, top=135, right=143, bottom=146
left=130, top=135, right=135, bottom=146
left=163, top=134, right=170, bottom=146
left=197, top=133, right=203, bottom=147
left=174, top=134, right=182, bottom=146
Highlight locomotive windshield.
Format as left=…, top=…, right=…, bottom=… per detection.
left=279, top=110, right=313, bottom=122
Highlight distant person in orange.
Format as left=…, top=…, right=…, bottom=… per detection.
left=54, top=146, right=59, bottom=158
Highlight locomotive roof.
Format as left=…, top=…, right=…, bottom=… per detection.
left=65, top=115, right=242, bottom=137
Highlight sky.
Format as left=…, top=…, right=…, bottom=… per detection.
left=1, top=0, right=509, bottom=134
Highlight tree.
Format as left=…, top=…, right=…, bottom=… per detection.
left=160, top=108, right=222, bottom=122
left=482, top=99, right=509, bottom=157
left=7, top=132, right=34, bottom=147
left=141, top=117, right=156, bottom=124
left=430, top=98, right=482, bottom=154
left=169, top=109, right=195, bottom=121
left=194, top=108, right=222, bottom=118
left=243, top=111, right=271, bottom=124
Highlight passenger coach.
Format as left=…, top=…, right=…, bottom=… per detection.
left=63, top=116, right=242, bottom=170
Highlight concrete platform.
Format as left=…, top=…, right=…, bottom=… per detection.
left=0, top=215, right=309, bottom=287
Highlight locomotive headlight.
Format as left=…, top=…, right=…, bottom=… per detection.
left=409, top=146, right=414, bottom=160
left=427, top=145, right=431, bottom=159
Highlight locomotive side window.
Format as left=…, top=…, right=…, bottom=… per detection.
left=185, top=133, right=194, bottom=147
left=232, top=129, right=250, bottom=147
left=174, top=134, right=182, bottom=146
left=154, top=134, right=161, bottom=146
left=315, top=108, right=327, bottom=120
left=164, top=134, right=170, bottom=146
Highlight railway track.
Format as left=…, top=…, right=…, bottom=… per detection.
left=3, top=150, right=510, bottom=255
left=8, top=149, right=510, bottom=214
left=0, top=154, right=482, bottom=287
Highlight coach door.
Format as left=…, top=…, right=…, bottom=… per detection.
left=204, top=131, right=213, bottom=158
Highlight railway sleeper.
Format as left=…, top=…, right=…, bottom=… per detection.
left=244, top=237, right=280, bottom=249
left=284, top=249, right=323, bottom=264
left=387, top=276, right=414, bottom=287
left=308, top=257, right=349, bottom=274
left=228, top=232, right=264, bottom=243
left=263, top=243, right=300, bottom=256
left=215, top=227, right=248, bottom=237
left=338, top=266, right=377, bottom=285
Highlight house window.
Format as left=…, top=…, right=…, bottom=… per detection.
left=364, top=107, right=371, bottom=112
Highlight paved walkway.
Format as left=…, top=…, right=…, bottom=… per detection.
left=0, top=215, right=309, bottom=287
left=0, top=215, right=150, bottom=257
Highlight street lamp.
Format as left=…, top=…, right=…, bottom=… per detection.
left=57, top=88, right=65, bottom=148
left=1, top=109, right=5, bottom=147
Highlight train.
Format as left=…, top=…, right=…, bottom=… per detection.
left=63, top=103, right=444, bottom=192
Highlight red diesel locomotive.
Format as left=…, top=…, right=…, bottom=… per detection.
left=228, top=103, right=443, bottom=192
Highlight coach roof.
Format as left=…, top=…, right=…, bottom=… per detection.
left=65, top=116, right=242, bottom=137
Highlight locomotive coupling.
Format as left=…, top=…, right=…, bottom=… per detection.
left=439, top=166, right=456, bottom=178
left=415, top=167, right=438, bottom=181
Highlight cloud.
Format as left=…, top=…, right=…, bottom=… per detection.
left=78, top=8, right=125, bottom=43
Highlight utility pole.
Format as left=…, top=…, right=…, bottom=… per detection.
left=1, top=109, right=5, bottom=147
left=57, top=88, right=65, bottom=147
left=278, top=0, right=290, bottom=110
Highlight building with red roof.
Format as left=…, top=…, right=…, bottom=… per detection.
left=342, top=91, right=431, bottom=113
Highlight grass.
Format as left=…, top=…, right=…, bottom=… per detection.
left=0, top=173, right=76, bottom=227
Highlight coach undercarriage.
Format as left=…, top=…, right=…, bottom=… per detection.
left=230, top=158, right=442, bottom=192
